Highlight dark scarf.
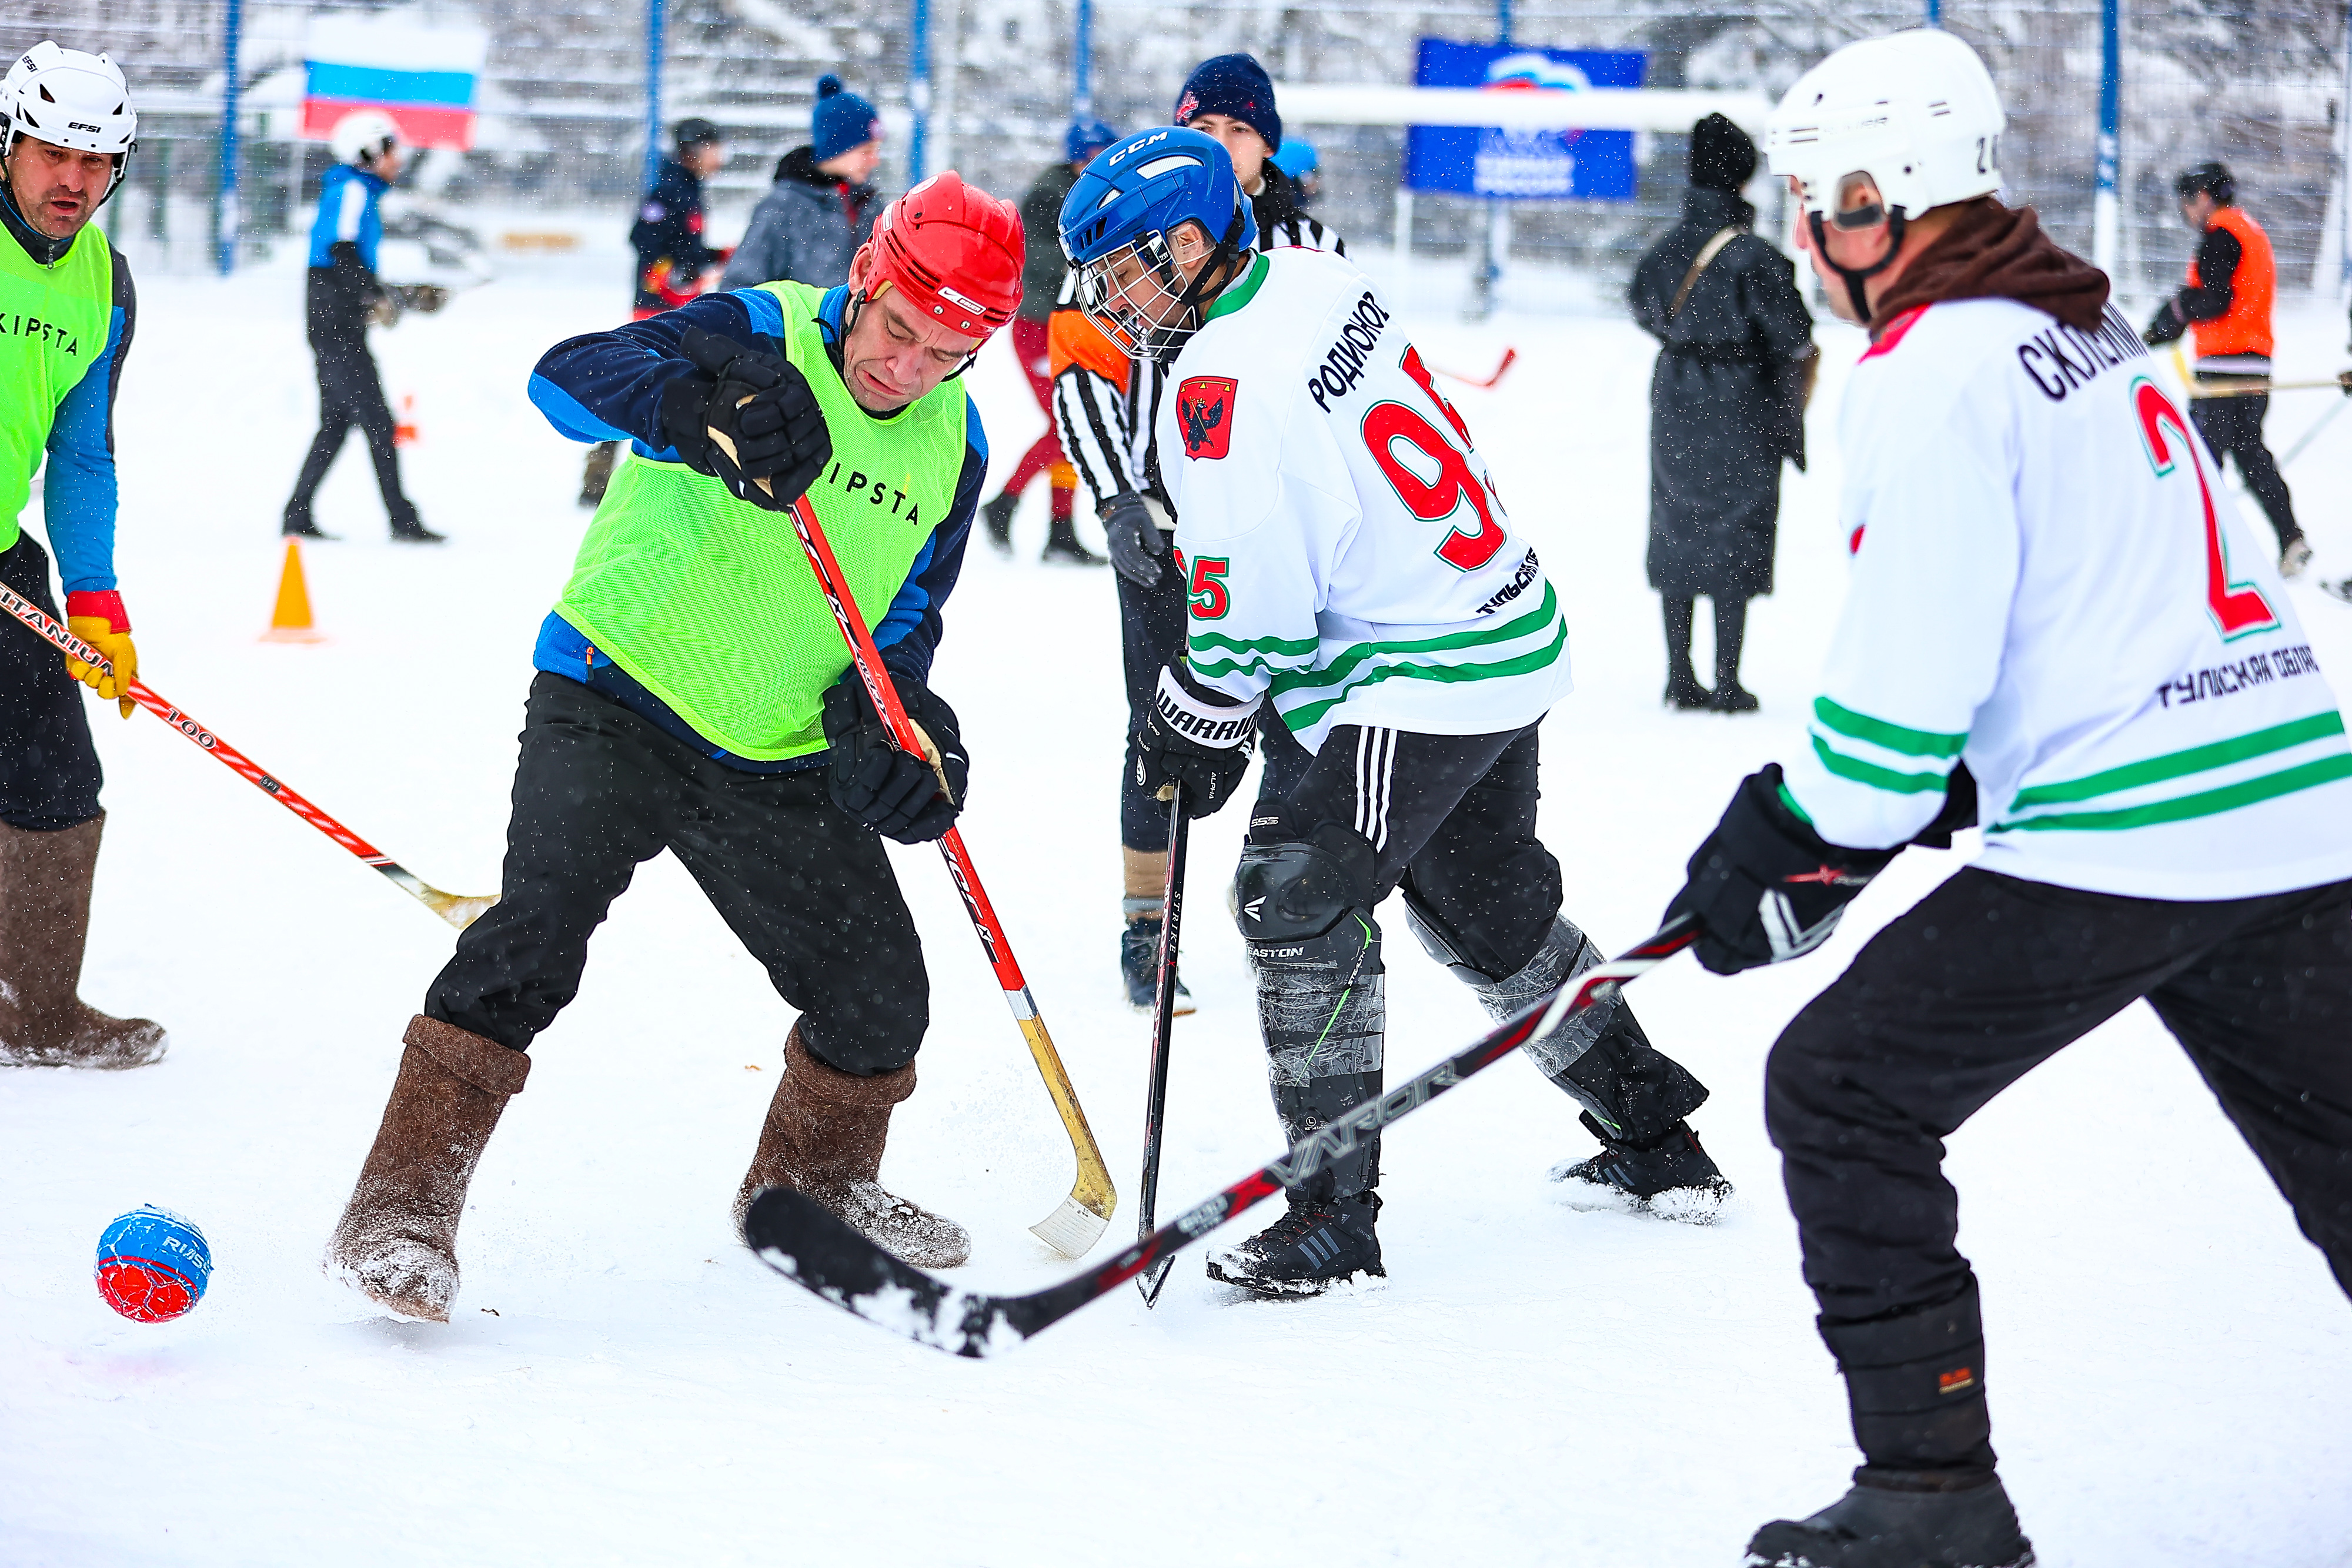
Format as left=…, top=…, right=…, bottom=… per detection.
left=1870, top=197, right=2108, bottom=335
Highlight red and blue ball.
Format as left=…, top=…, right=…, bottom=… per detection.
left=95, top=1205, right=211, bottom=1322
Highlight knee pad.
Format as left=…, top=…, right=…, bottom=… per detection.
left=1401, top=892, right=1495, bottom=985
left=1232, top=816, right=1376, bottom=945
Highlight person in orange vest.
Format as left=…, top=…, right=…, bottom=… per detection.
left=2143, top=162, right=2310, bottom=577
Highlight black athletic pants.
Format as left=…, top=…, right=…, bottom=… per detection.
left=1769, top=868, right=2352, bottom=1328
left=2190, top=389, right=2300, bottom=550
left=425, top=674, right=928, bottom=1075
left=1118, top=564, right=1188, bottom=851
left=285, top=330, right=417, bottom=531
left=0, top=536, right=103, bottom=833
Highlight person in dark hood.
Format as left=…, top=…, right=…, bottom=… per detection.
left=720, top=75, right=883, bottom=293
left=1628, top=113, right=1816, bottom=713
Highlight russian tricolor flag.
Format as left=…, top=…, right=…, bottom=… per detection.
left=303, top=14, right=489, bottom=151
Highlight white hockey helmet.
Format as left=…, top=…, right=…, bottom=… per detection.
left=1765, top=29, right=2006, bottom=319
left=3, top=42, right=138, bottom=201
left=330, top=108, right=402, bottom=169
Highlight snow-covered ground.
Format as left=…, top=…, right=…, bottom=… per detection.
left=5, top=234, right=2351, bottom=1568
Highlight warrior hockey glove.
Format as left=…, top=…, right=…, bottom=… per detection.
left=821, top=666, right=968, bottom=844
left=1137, top=663, right=1259, bottom=820
left=1101, top=492, right=1172, bottom=588
left=1666, top=764, right=1899, bottom=975
left=663, top=326, right=832, bottom=510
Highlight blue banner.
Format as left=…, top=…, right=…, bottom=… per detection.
left=1405, top=42, right=1645, bottom=202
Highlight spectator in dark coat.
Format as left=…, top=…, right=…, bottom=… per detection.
left=720, top=76, right=883, bottom=292
left=1628, top=113, right=1816, bottom=713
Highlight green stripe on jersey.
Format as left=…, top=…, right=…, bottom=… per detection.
left=2006, top=710, right=2347, bottom=810
left=1189, top=626, right=1320, bottom=659
left=1268, top=582, right=1560, bottom=697
left=1990, top=752, right=2352, bottom=834
left=1810, top=733, right=1954, bottom=795
left=1282, top=618, right=1569, bottom=730
left=1813, top=697, right=1969, bottom=760
left=1204, top=253, right=1269, bottom=322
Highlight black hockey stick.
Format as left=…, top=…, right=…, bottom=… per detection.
left=1136, top=786, right=1190, bottom=1306
left=746, top=916, right=1699, bottom=1358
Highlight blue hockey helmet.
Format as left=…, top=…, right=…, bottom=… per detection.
left=1270, top=137, right=1318, bottom=180
left=1058, top=126, right=1258, bottom=362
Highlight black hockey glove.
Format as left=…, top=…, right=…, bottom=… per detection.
left=821, top=665, right=968, bottom=844
left=1665, top=764, right=1899, bottom=976
left=1136, top=663, right=1259, bottom=820
left=1101, top=492, right=1171, bottom=588
left=661, top=326, right=832, bottom=511
left=2143, top=299, right=2189, bottom=347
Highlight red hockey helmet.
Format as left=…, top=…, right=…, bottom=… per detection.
left=860, top=171, right=1023, bottom=339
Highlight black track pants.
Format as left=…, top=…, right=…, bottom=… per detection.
left=1117, top=564, right=1188, bottom=851
left=1768, top=868, right=2352, bottom=1326
left=425, top=674, right=928, bottom=1075
left=1285, top=723, right=1563, bottom=976
left=2190, top=390, right=2299, bottom=549
left=0, top=536, right=102, bottom=833
left=285, top=331, right=417, bottom=530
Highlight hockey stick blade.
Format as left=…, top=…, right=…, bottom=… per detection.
left=748, top=917, right=1698, bottom=1356
left=1434, top=347, right=1517, bottom=390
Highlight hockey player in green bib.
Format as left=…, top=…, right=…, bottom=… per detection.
left=326, top=174, right=1021, bottom=1322
left=0, top=44, right=166, bottom=1071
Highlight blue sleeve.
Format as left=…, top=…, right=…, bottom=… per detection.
left=43, top=253, right=134, bottom=596
left=873, top=399, right=987, bottom=684
left=526, top=287, right=788, bottom=452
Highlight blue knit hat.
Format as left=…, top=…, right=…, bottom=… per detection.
left=812, top=74, right=881, bottom=163
left=1174, top=54, right=1281, bottom=153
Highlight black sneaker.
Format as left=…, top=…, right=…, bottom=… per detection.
left=1120, top=918, right=1194, bottom=1015
left=981, top=492, right=1018, bottom=556
left=1207, top=1193, right=1384, bottom=1298
left=1746, top=1471, right=2035, bottom=1568
left=282, top=516, right=338, bottom=540
left=1551, top=1118, right=1731, bottom=1218
left=390, top=520, right=447, bottom=544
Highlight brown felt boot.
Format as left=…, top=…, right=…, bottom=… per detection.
left=0, top=817, right=167, bottom=1069
left=734, top=1028, right=970, bottom=1268
left=326, top=1014, right=529, bottom=1321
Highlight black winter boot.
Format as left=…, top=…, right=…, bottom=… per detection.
left=1041, top=513, right=1106, bottom=566
left=981, top=492, right=1018, bottom=555
left=1119, top=915, right=1194, bottom=1015
left=1745, top=1471, right=2034, bottom=1568
left=1551, top=1115, right=1730, bottom=1216
left=1207, top=1192, right=1383, bottom=1297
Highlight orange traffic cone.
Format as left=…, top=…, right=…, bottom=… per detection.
left=261, top=539, right=327, bottom=644
left=395, top=393, right=419, bottom=447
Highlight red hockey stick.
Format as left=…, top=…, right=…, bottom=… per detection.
left=783, top=490, right=1115, bottom=1259
left=1, top=583, right=497, bottom=930
left=1434, top=346, right=1518, bottom=390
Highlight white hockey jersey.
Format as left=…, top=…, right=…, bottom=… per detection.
left=1051, top=213, right=1346, bottom=514
left=1786, top=296, right=2352, bottom=900
left=1161, top=247, right=1573, bottom=751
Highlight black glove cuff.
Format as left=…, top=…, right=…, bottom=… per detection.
left=657, top=373, right=716, bottom=471
left=1716, top=765, right=1898, bottom=880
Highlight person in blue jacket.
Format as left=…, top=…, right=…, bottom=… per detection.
left=282, top=111, right=445, bottom=542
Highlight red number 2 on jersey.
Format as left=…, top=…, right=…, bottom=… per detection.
left=2130, top=377, right=2279, bottom=641
left=1360, top=346, right=1508, bottom=572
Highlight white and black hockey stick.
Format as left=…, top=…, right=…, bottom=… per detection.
left=745, top=917, right=1699, bottom=1358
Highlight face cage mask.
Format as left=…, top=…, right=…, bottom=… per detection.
left=1807, top=204, right=1908, bottom=326
left=1074, top=210, right=1248, bottom=365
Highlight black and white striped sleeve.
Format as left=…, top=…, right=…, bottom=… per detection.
left=1053, top=363, right=1141, bottom=513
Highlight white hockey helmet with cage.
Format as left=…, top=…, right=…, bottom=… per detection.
left=4, top=42, right=138, bottom=202
left=1765, top=28, right=2006, bottom=320
left=331, top=109, right=403, bottom=169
